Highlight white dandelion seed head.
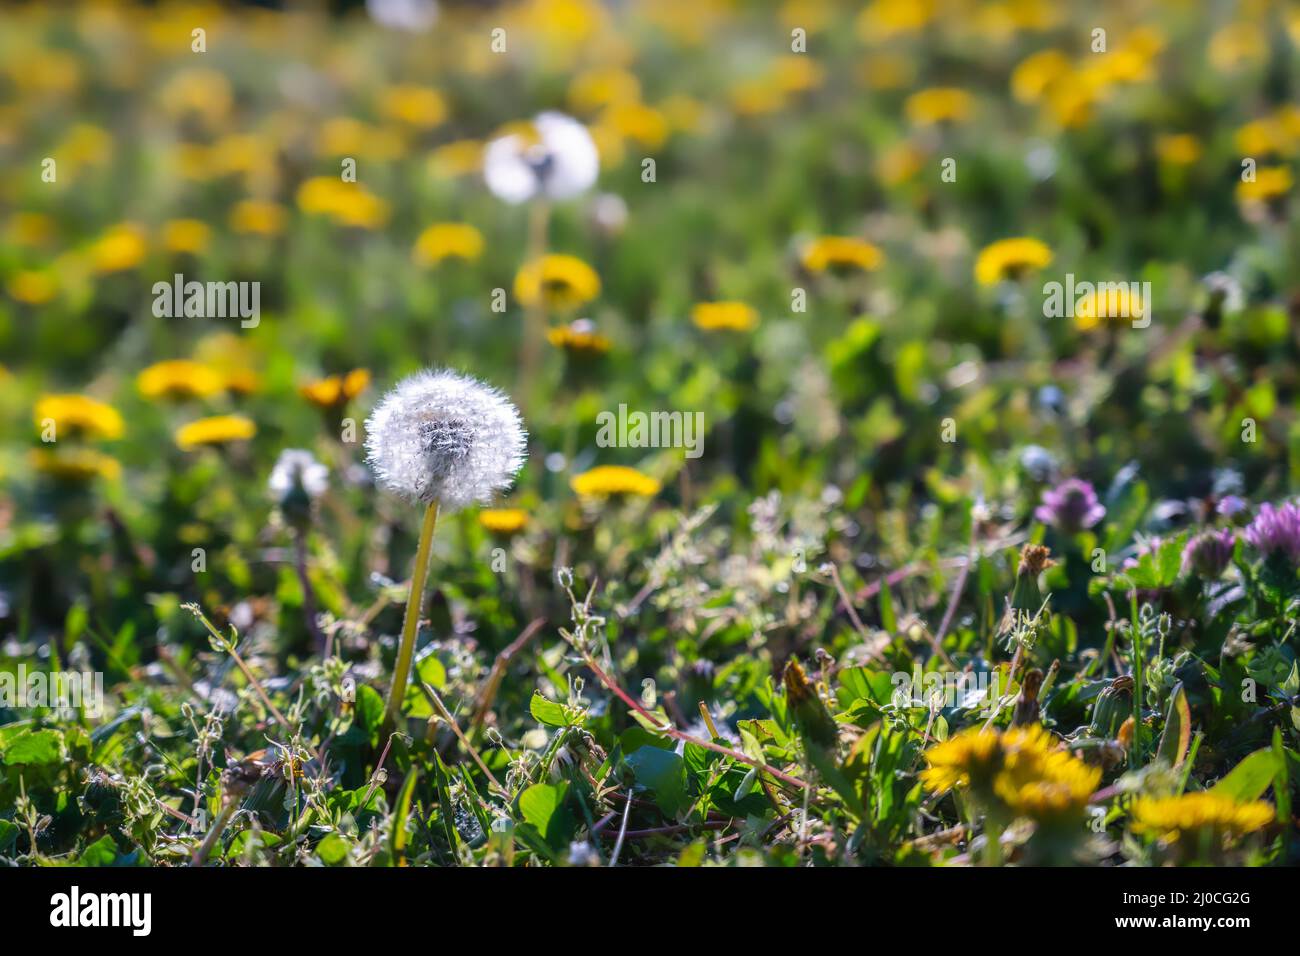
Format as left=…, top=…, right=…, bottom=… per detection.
left=268, top=449, right=329, bottom=502
left=364, top=369, right=526, bottom=511
left=484, top=111, right=599, bottom=205
left=365, top=0, right=439, bottom=33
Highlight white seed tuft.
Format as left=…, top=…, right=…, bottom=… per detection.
left=364, top=369, right=526, bottom=511
left=484, top=111, right=599, bottom=204
left=268, top=448, right=329, bottom=502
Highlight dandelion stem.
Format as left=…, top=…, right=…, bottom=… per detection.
left=386, top=500, right=440, bottom=723
left=518, top=199, right=551, bottom=409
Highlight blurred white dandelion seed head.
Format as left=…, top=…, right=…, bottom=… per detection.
left=365, top=0, right=439, bottom=33
left=484, top=111, right=599, bottom=204
left=268, top=449, right=329, bottom=502
left=364, top=369, right=526, bottom=510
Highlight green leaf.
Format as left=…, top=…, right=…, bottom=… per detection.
left=519, top=781, right=574, bottom=845
left=625, top=745, right=689, bottom=817
left=879, top=581, right=897, bottom=633
left=529, top=691, right=568, bottom=727
left=316, top=833, right=350, bottom=866
left=1156, top=682, right=1191, bottom=769
left=355, top=684, right=384, bottom=743
left=1, top=728, right=63, bottom=766
left=1210, top=748, right=1277, bottom=802
left=77, top=835, right=119, bottom=866
left=0, top=819, right=18, bottom=852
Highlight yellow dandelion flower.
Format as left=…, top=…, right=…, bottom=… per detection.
left=856, top=0, right=934, bottom=40
left=300, top=369, right=369, bottom=409
left=801, top=236, right=883, bottom=274
left=571, top=465, right=661, bottom=498
left=974, top=237, right=1053, bottom=285
left=429, top=139, right=484, bottom=178
left=920, top=727, right=1005, bottom=793
left=162, top=218, right=212, bottom=255
left=296, top=177, right=390, bottom=230
left=514, top=254, right=601, bottom=310
left=30, top=447, right=121, bottom=482
left=905, top=87, right=974, bottom=126
left=1130, top=792, right=1273, bottom=841
left=691, top=301, right=759, bottom=332
left=413, top=223, right=485, bottom=266
left=1237, top=165, right=1293, bottom=203
left=7, top=270, right=58, bottom=305
left=7, top=212, right=57, bottom=247
left=88, top=223, right=148, bottom=274
left=377, top=85, right=448, bottom=129
left=877, top=141, right=925, bottom=185
left=34, top=394, right=124, bottom=440
left=1234, top=119, right=1286, bottom=159
left=479, top=508, right=529, bottom=534
left=771, top=56, right=825, bottom=95
left=858, top=54, right=913, bottom=92
left=1210, top=22, right=1267, bottom=73
left=137, top=360, right=225, bottom=401
left=175, top=414, right=257, bottom=450
left=547, top=319, right=611, bottom=356
left=1155, top=133, right=1202, bottom=166
left=1074, top=284, right=1146, bottom=331
left=229, top=200, right=287, bottom=236
left=993, top=740, right=1101, bottom=820
left=600, top=101, right=669, bottom=149
left=1011, top=49, right=1072, bottom=105
left=729, top=79, right=788, bottom=117
left=568, top=67, right=642, bottom=114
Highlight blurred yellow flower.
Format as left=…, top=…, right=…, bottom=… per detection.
left=802, top=236, right=883, bottom=273
left=974, top=237, right=1053, bottom=285
left=692, top=301, right=758, bottom=332
left=599, top=101, right=669, bottom=149
left=296, top=177, right=390, bottom=229
left=905, top=87, right=974, bottom=126
left=921, top=726, right=1004, bottom=793
left=1011, top=50, right=1072, bottom=104
left=877, top=141, right=925, bottom=185
left=514, top=254, right=601, bottom=310
left=571, top=465, right=661, bottom=498
left=317, top=117, right=407, bottom=160
left=30, top=447, right=120, bottom=482
left=1155, top=133, right=1202, bottom=166
left=1130, top=792, right=1273, bottom=841
left=6, top=270, right=58, bottom=305
left=771, top=56, right=825, bottom=95
left=6, top=212, right=57, bottom=248
left=300, top=369, right=370, bottom=409
left=1074, top=285, right=1146, bottom=331
left=413, top=223, right=485, bottom=265
left=34, top=394, right=124, bottom=440
left=229, top=200, right=287, bottom=236
left=729, top=80, right=787, bottom=117
left=175, top=415, right=257, bottom=451
left=858, top=54, right=913, bottom=91
left=569, top=67, right=642, bottom=114
left=1237, top=165, right=1293, bottom=203
left=429, top=139, right=484, bottom=177
left=856, top=0, right=934, bottom=40
left=547, top=319, right=612, bottom=355
left=137, top=360, right=225, bottom=401
left=1210, top=22, right=1267, bottom=72
left=88, top=223, right=148, bottom=274
left=162, top=219, right=212, bottom=255
left=377, top=85, right=448, bottom=128
left=479, top=508, right=529, bottom=534
left=159, top=68, right=233, bottom=124
left=6, top=49, right=81, bottom=96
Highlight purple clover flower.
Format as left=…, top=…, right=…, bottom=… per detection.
left=1035, top=478, right=1106, bottom=534
left=1244, top=502, right=1300, bottom=562
left=1181, top=528, right=1236, bottom=578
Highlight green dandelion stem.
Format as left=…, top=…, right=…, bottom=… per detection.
left=387, top=500, right=440, bottom=724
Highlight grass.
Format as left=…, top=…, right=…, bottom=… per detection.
left=0, top=0, right=1298, bottom=867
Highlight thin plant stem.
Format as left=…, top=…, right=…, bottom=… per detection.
left=580, top=651, right=810, bottom=792
left=293, top=526, right=326, bottom=656
left=386, top=501, right=440, bottom=724
left=518, top=199, right=551, bottom=409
